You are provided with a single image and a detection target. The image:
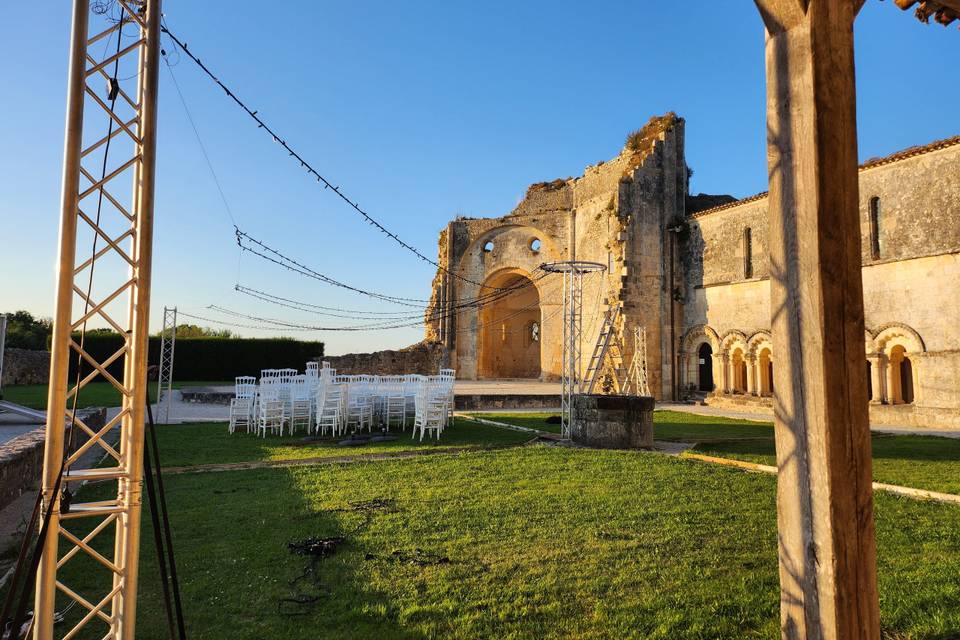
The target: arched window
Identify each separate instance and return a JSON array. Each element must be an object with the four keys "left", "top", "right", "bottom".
[
  {"left": 743, "top": 228, "right": 753, "bottom": 279},
  {"left": 869, "top": 196, "right": 881, "bottom": 260}
]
